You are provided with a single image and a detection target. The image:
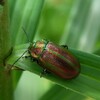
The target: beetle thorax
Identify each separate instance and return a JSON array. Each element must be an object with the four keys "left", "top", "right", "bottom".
[{"left": 29, "top": 41, "right": 46, "bottom": 59}]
